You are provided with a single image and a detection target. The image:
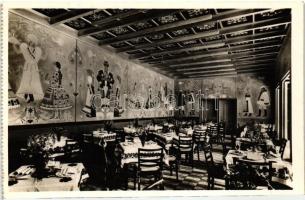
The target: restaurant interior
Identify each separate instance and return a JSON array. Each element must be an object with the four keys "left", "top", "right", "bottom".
[{"left": 8, "top": 8, "right": 292, "bottom": 191}]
